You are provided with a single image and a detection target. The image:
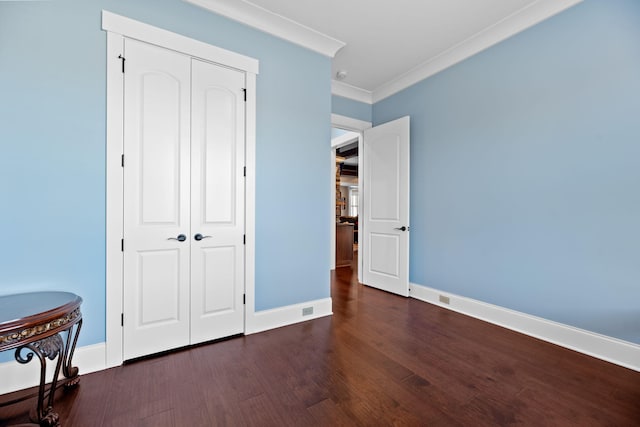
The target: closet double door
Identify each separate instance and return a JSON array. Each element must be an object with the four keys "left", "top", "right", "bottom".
[{"left": 122, "top": 39, "right": 246, "bottom": 360}]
